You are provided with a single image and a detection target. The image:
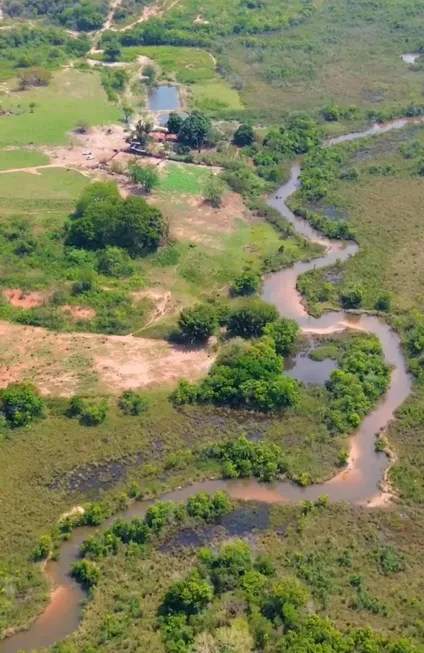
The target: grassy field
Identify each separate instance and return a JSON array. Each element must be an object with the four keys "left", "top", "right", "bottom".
[
  {"left": 0, "top": 167, "right": 88, "bottom": 201},
  {"left": 0, "top": 149, "right": 49, "bottom": 171},
  {"left": 295, "top": 124, "right": 424, "bottom": 314},
  {"left": 0, "top": 69, "right": 120, "bottom": 147},
  {"left": 192, "top": 80, "right": 244, "bottom": 112},
  {"left": 221, "top": 0, "right": 424, "bottom": 116}
]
